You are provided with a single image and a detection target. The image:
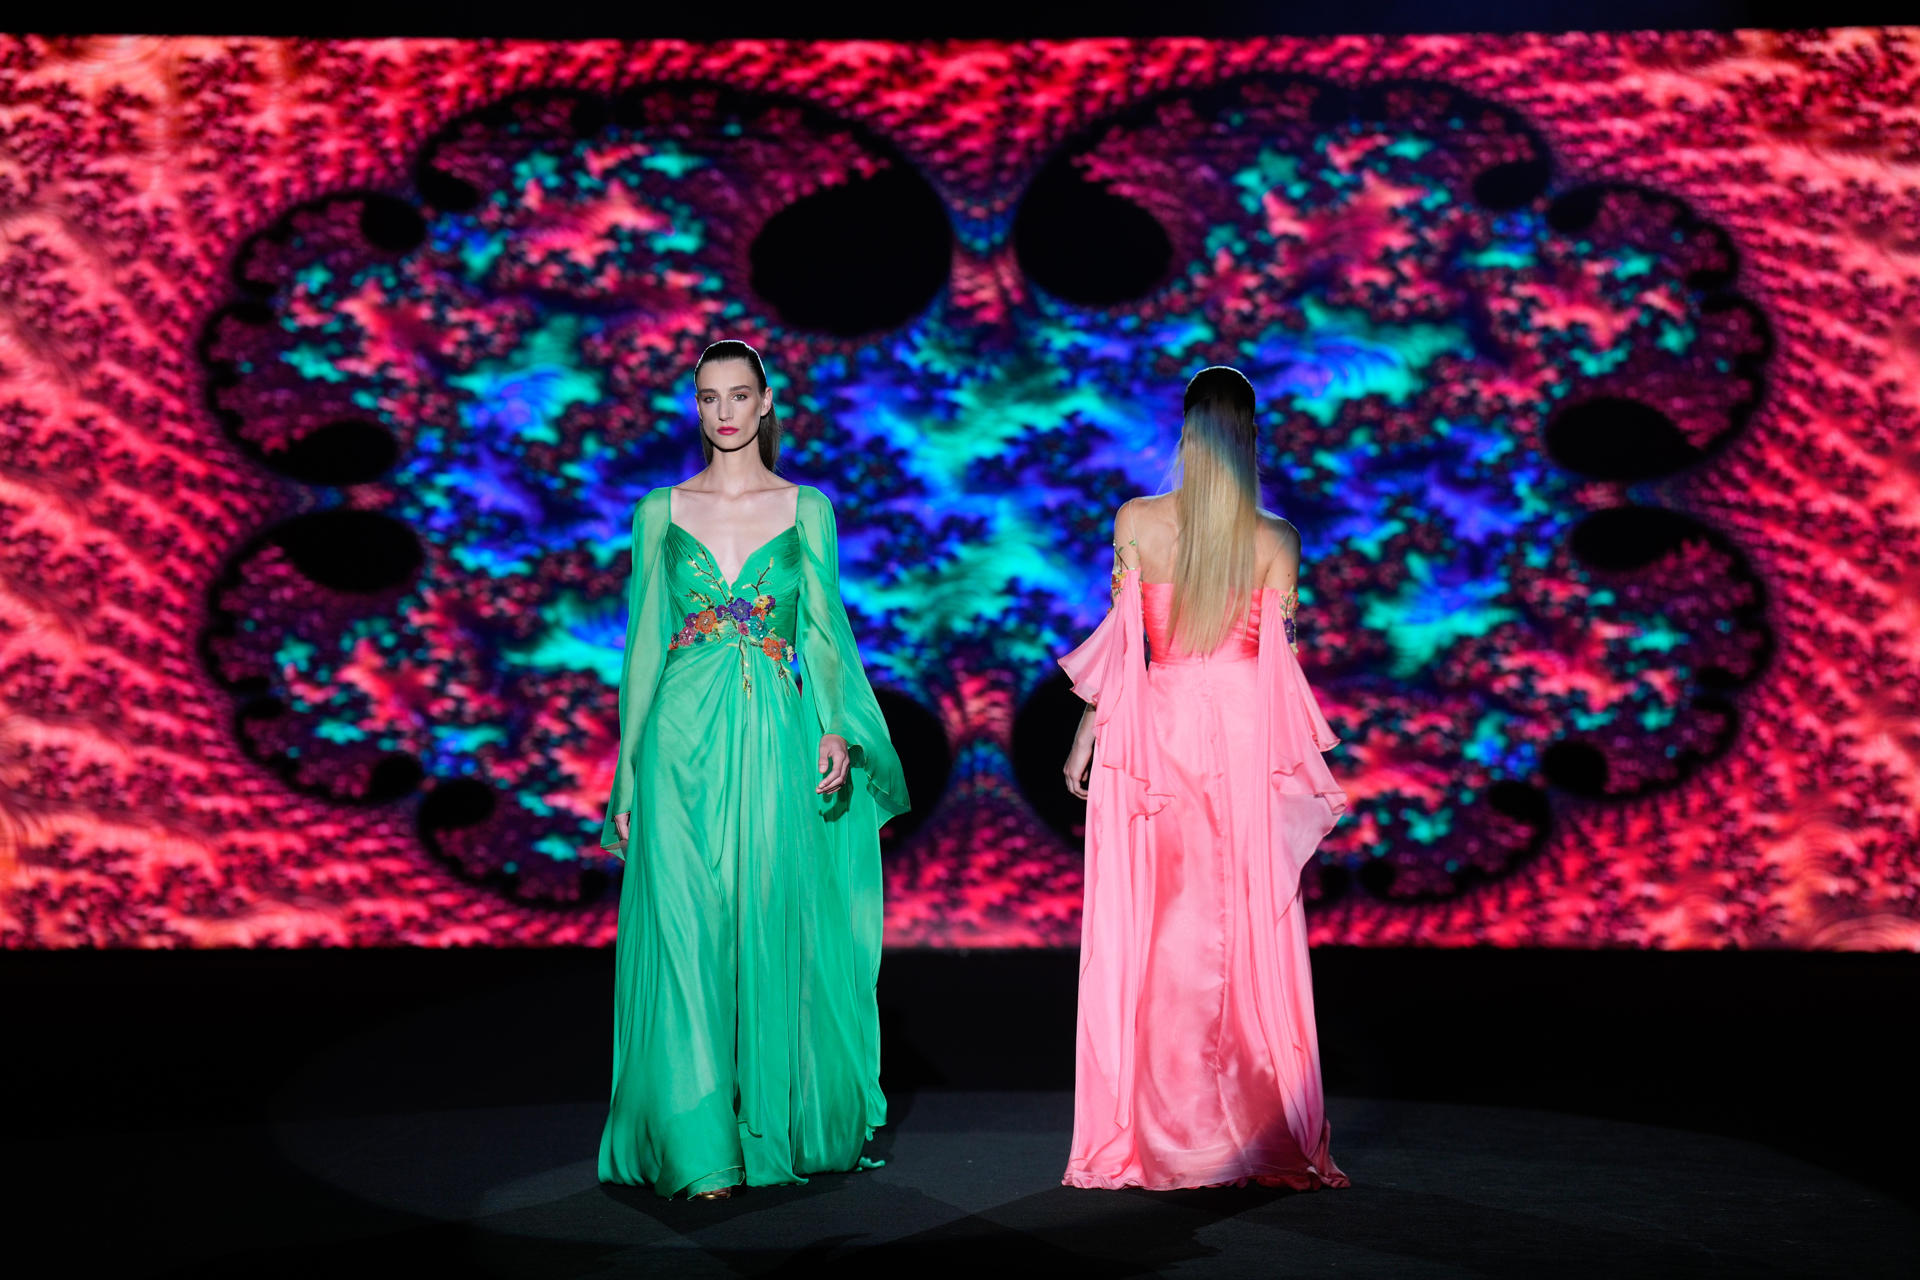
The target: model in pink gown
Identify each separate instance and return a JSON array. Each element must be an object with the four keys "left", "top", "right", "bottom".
[{"left": 1058, "top": 566, "right": 1350, "bottom": 1191}]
